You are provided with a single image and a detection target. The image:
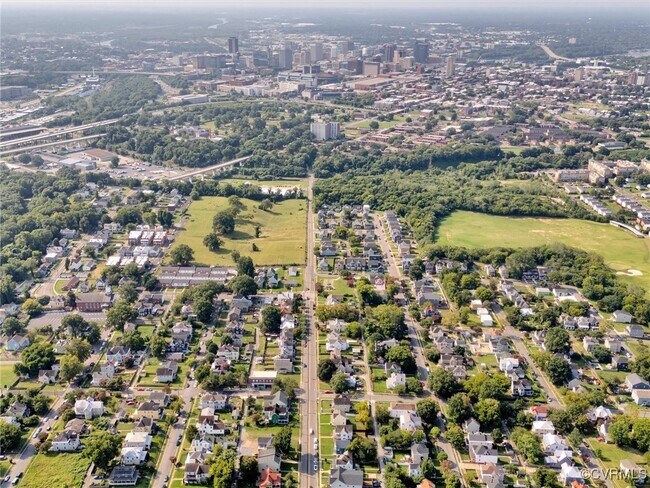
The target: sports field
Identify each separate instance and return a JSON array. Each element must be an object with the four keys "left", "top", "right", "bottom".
[
  {"left": 172, "top": 196, "right": 307, "bottom": 266},
  {"left": 436, "top": 211, "right": 650, "bottom": 290}
]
